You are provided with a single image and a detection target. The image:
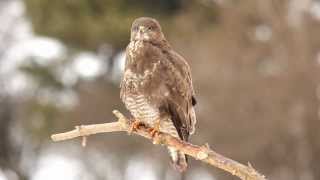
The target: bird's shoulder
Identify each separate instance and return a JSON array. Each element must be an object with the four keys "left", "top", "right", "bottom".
[{"left": 161, "top": 50, "right": 195, "bottom": 95}]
